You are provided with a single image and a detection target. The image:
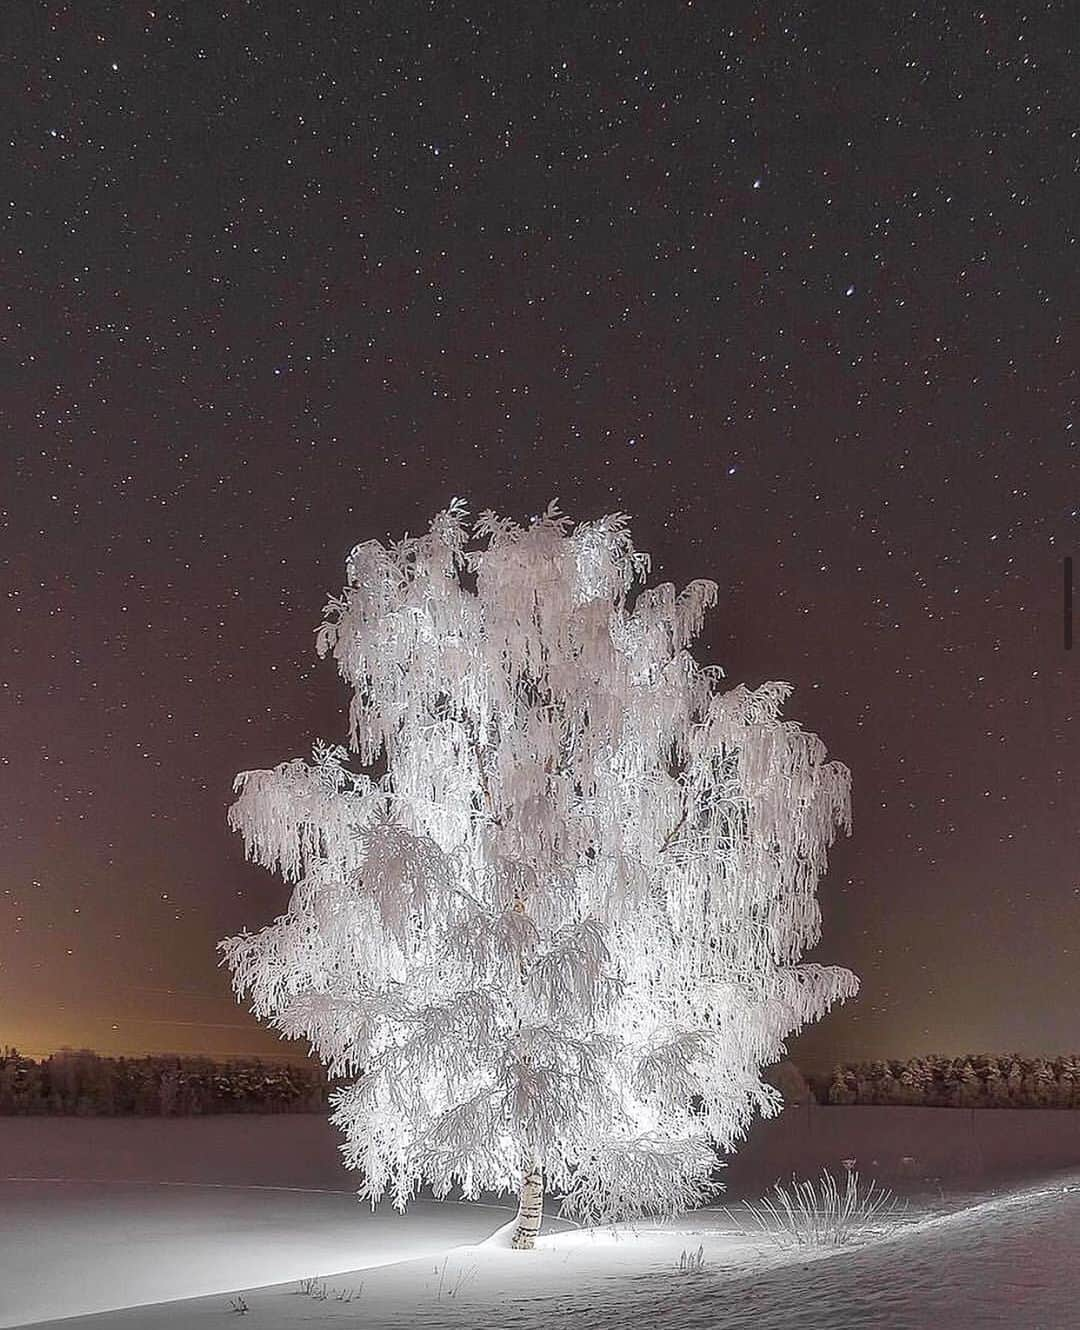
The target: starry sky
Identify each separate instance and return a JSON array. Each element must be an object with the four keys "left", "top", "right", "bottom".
[{"left": 2, "top": 2, "right": 1077, "bottom": 1071}]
